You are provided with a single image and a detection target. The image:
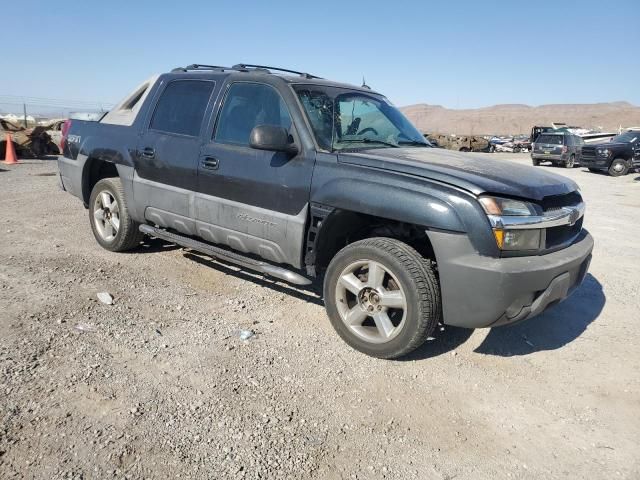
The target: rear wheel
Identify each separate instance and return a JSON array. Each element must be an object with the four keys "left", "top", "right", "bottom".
[
  {"left": 89, "top": 177, "right": 143, "bottom": 252},
  {"left": 323, "top": 237, "right": 441, "bottom": 359}
]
